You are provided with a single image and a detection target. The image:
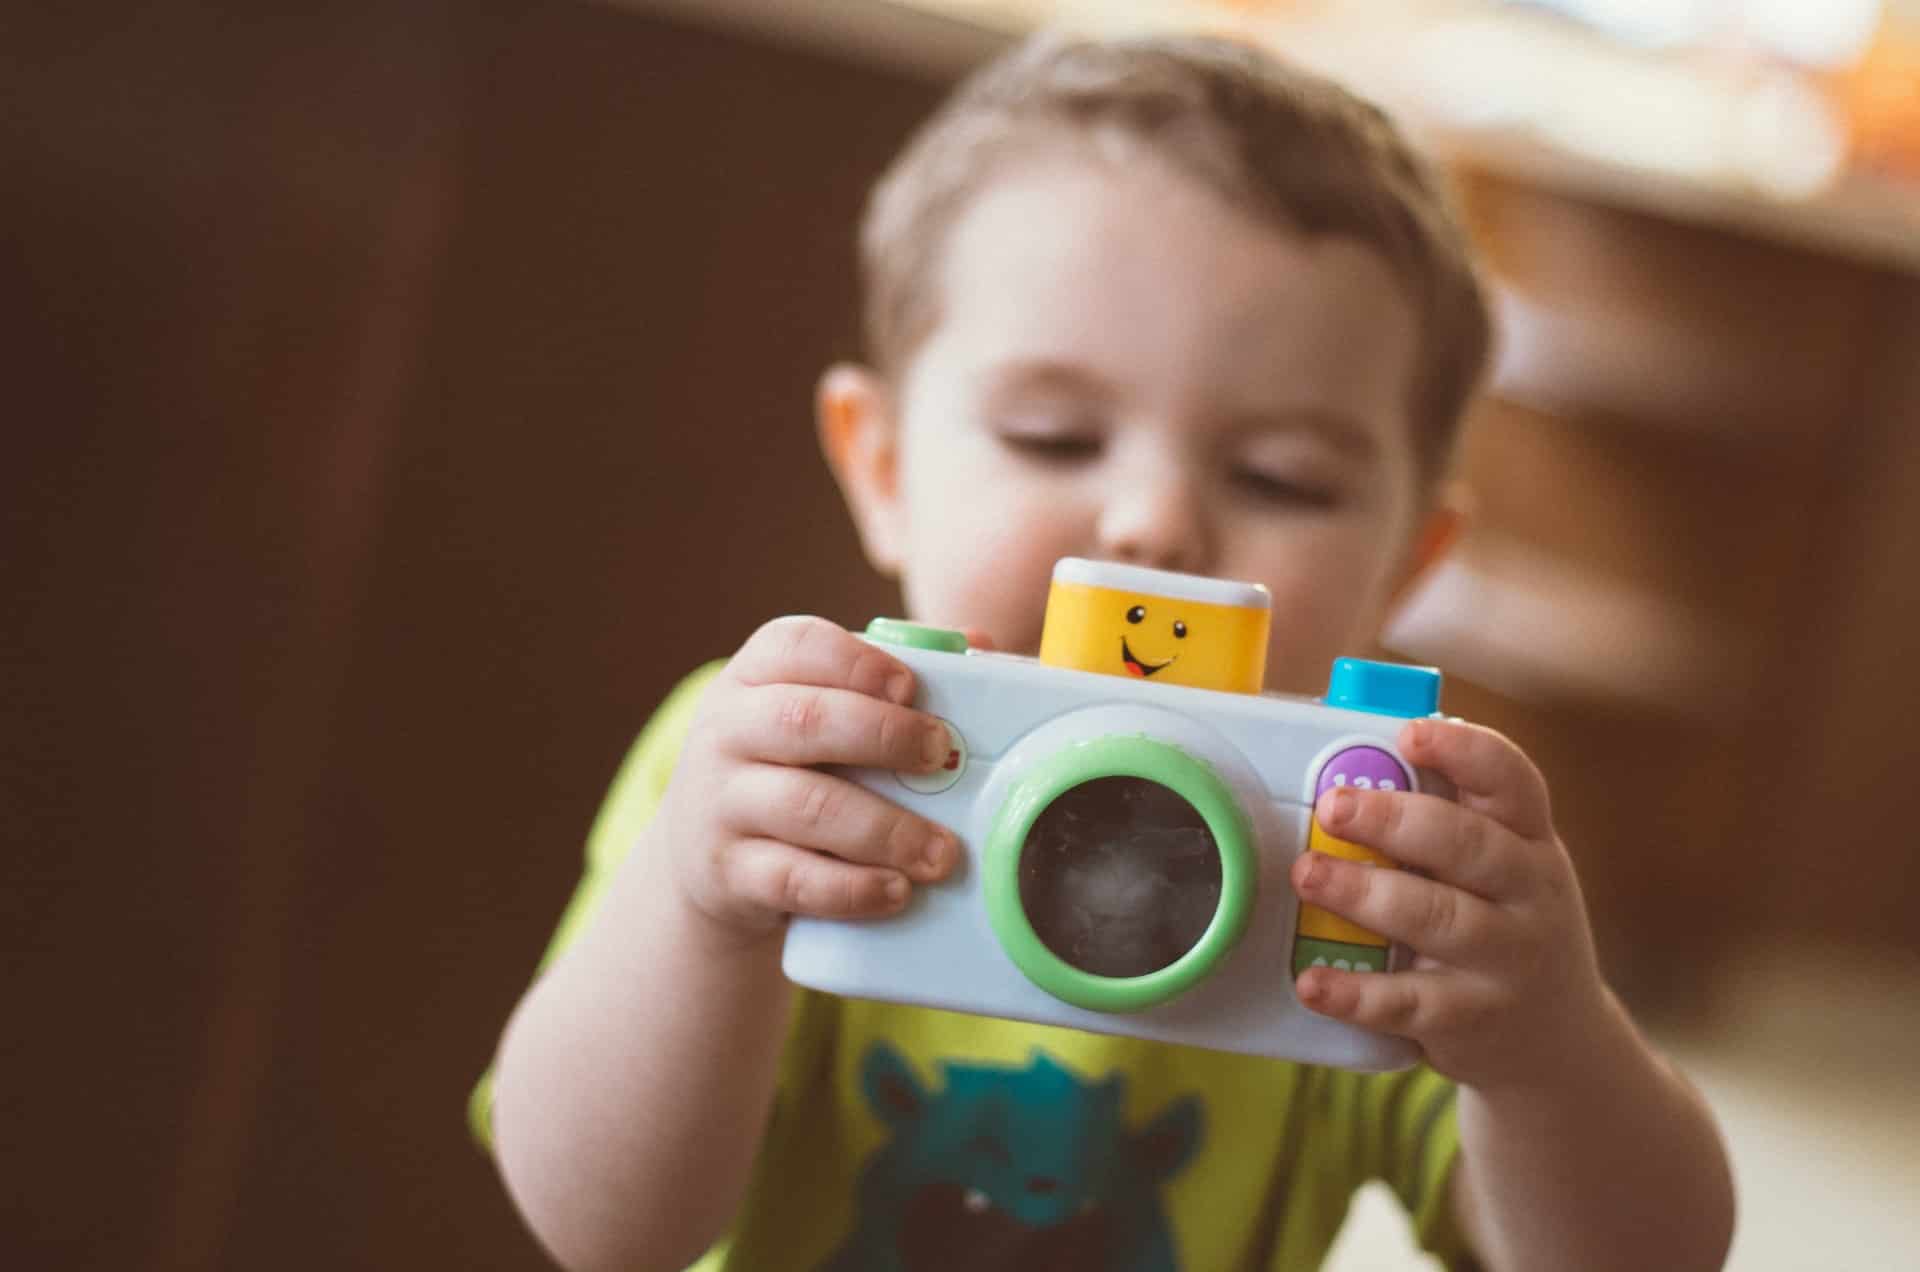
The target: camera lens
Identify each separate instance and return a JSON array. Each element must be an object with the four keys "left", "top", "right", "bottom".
[{"left": 1017, "top": 776, "right": 1222, "bottom": 979}]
